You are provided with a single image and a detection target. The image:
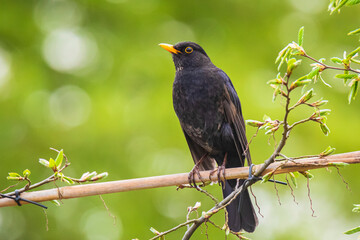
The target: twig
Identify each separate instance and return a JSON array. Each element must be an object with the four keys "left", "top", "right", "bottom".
[
  {"left": 149, "top": 219, "right": 197, "bottom": 240},
  {"left": 306, "top": 177, "right": 316, "bottom": 217},
  {"left": 285, "top": 174, "right": 298, "bottom": 205},
  {"left": 335, "top": 167, "right": 351, "bottom": 191},
  {"left": 0, "top": 152, "right": 359, "bottom": 208},
  {"left": 303, "top": 53, "right": 360, "bottom": 74}
]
